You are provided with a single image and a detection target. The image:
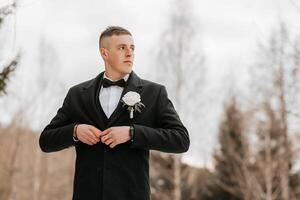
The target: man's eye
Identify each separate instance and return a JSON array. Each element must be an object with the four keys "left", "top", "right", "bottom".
[{"left": 119, "top": 47, "right": 125, "bottom": 50}]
